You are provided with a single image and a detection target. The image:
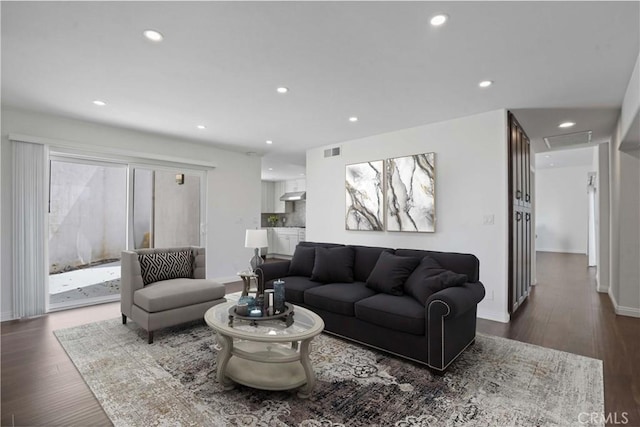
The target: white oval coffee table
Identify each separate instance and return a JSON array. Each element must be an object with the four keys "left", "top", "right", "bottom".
[{"left": 204, "top": 301, "right": 324, "bottom": 398}]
